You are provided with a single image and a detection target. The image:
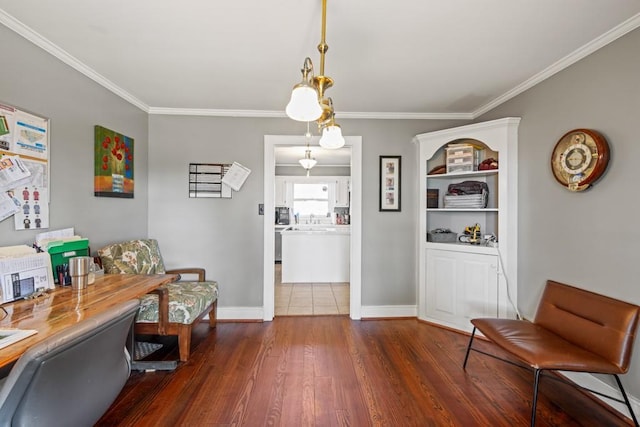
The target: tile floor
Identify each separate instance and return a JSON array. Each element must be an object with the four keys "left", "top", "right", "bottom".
[{"left": 274, "top": 264, "right": 350, "bottom": 316}]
